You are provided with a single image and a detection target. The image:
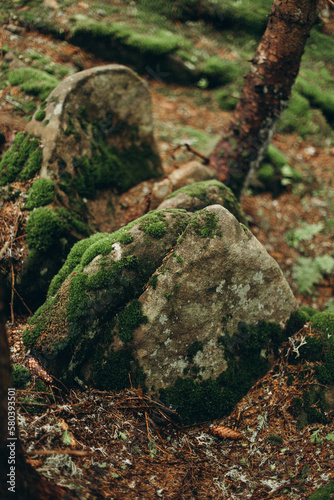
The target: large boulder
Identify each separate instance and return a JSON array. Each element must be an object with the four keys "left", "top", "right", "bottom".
[
  {"left": 24, "top": 205, "right": 298, "bottom": 423},
  {"left": 26, "top": 64, "right": 162, "bottom": 204}
]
